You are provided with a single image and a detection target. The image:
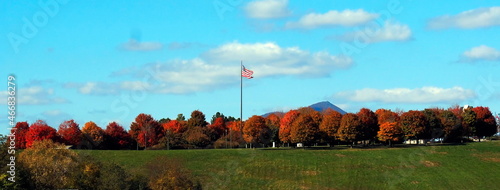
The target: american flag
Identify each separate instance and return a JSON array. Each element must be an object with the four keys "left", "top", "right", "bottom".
[{"left": 241, "top": 65, "right": 254, "bottom": 79}]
